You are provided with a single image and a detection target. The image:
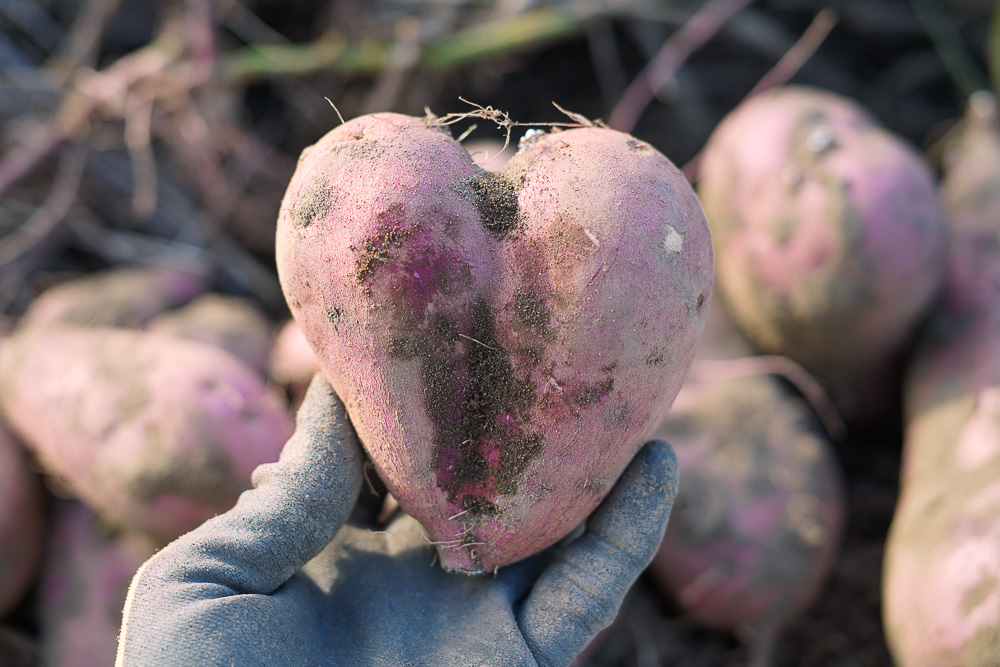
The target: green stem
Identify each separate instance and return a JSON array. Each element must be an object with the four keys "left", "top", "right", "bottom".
[
  {"left": 423, "top": 7, "right": 590, "bottom": 68},
  {"left": 218, "top": 7, "right": 596, "bottom": 84},
  {"left": 219, "top": 35, "right": 388, "bottom": 82},
  {"left": 991, "top": 2, "right": 1000, "bottom": 96},
  {"left": 910, "top": 0, "right": 989, "bottom": 98}
]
